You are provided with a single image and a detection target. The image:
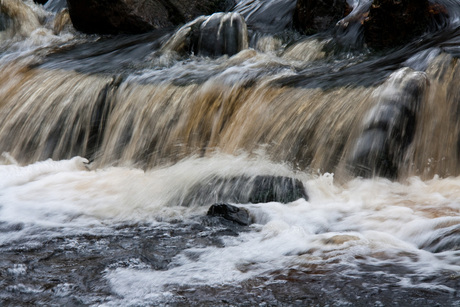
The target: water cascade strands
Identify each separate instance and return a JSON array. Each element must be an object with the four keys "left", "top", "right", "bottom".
[{"left": 2, "top": 0, "right": 460, "bottom": 306}]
